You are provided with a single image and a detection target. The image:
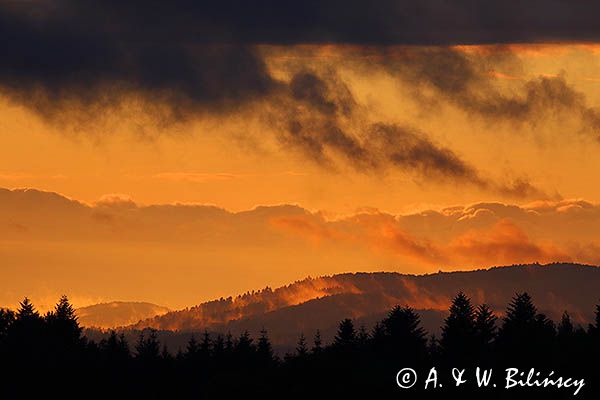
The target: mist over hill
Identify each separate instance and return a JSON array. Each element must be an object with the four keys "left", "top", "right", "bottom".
[
  {"left": 122, "top": 263, "right": 599, "bottom": 347},
  {"left": 77, "top": 301, "right": 170, "bottom": 329}
]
